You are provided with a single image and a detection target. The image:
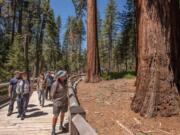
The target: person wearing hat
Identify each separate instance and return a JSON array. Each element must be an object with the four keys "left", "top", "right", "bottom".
[
  {"left": 7, "top": 71, "right": 21, "bottom": 116},
  {"left": 50, "top": 70, "right": 68, "bottom": 135}
]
